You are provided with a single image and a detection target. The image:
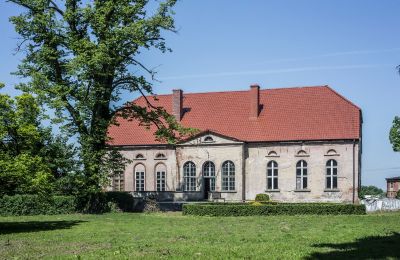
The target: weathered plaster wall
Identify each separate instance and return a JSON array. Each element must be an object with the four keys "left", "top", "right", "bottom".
[{"left": 246, "top": 141, "right": 360, "bottom": 203}]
